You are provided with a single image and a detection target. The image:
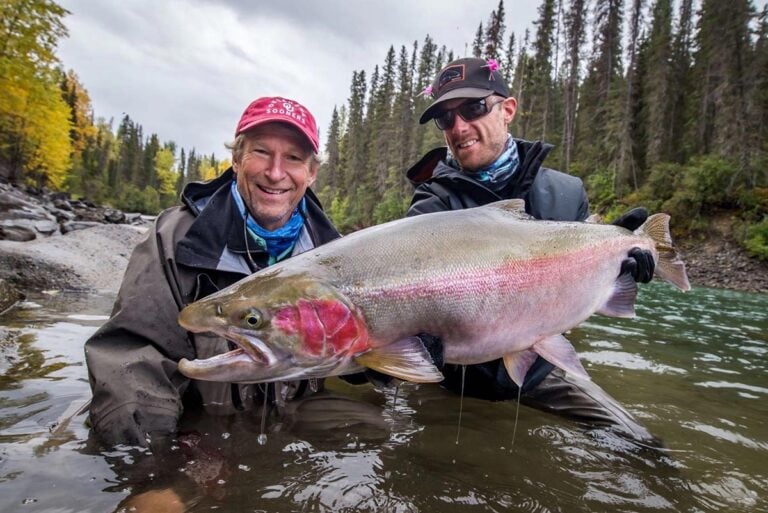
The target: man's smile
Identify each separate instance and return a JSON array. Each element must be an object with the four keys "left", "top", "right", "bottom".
[{"left": 257, "top": 184, "right": 289, "bottom": 195}]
